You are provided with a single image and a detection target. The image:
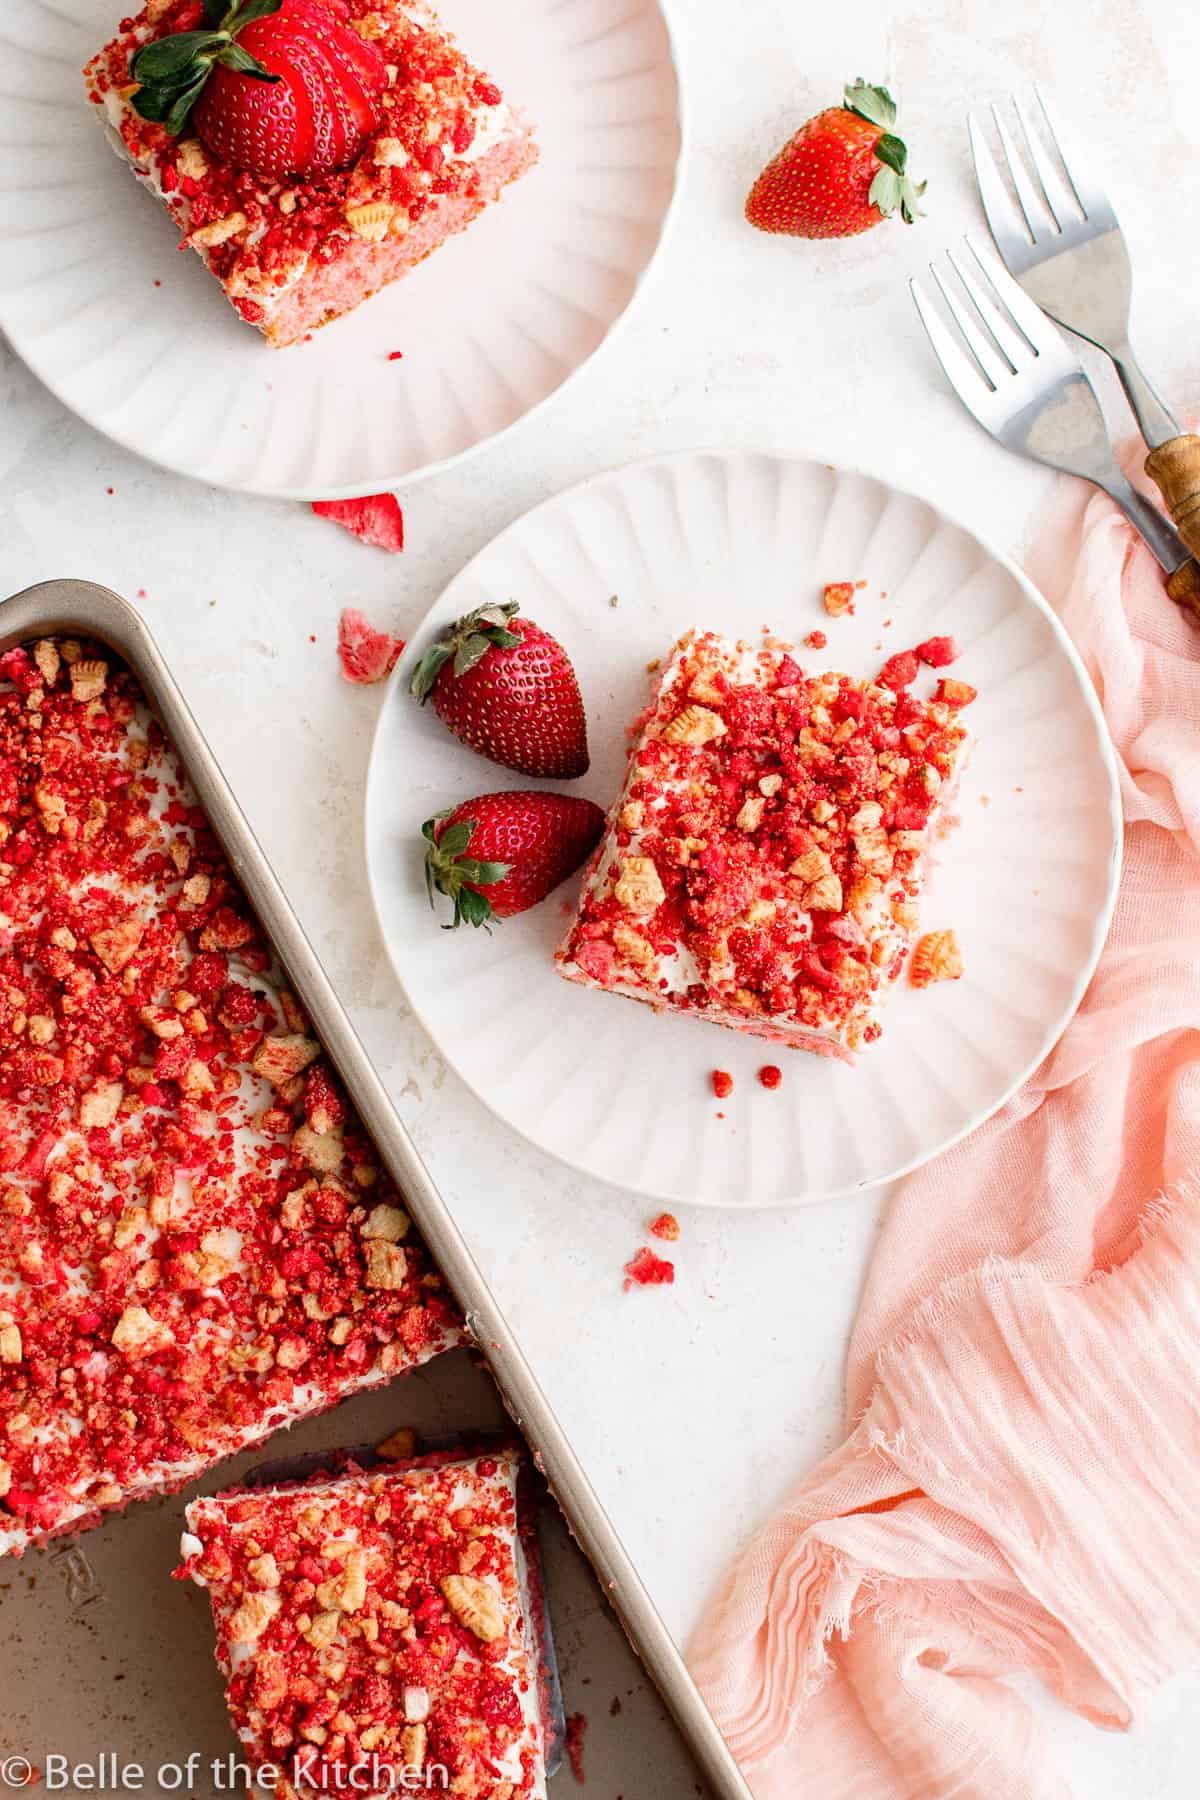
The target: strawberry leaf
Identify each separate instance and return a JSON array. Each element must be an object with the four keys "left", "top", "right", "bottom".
[
  {"left": 452, "top": 633, "right": 497, "bottom": 679},
  {"left": 845, "top": 81, "right": 897, "bottom": 131},
  {"left": 133, "top": 29, "right": 225, "bottom": 81},
  {"left": 473, "top": 861, "right": 511, "bottom": 884},
  {"left": 409, "top": 643, "right": 453, "bottom": 702},
  {"left": 455, "top": 888, "right": 495, "bottom": 930},
  {"left": 436, "top": 820, "right": 476, "bottom": 858},
  {"left": 220, "top": 41, "right": 278, "bottom": 76},
  {"left": 874, "top": 133, "right": 908, "bottom": 175}
]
